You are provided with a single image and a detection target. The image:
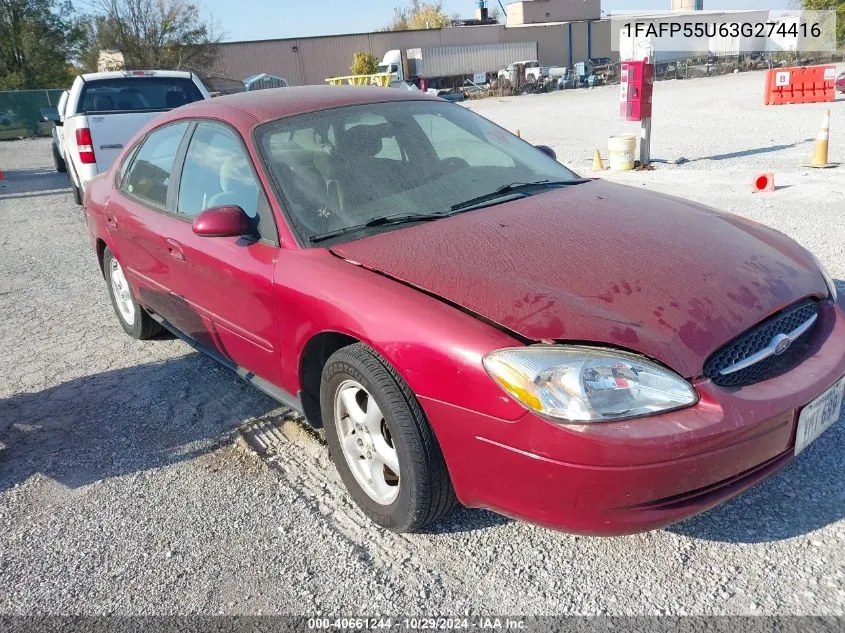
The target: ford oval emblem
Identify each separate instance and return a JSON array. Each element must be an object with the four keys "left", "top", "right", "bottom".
[{"left": 773, "top": 335, "right": 793, "bottom": 356}]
